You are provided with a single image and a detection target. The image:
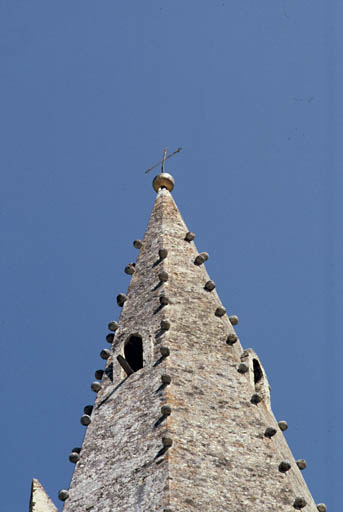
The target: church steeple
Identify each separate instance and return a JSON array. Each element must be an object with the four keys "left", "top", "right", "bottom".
[{"left": 31, "top": 170, "right": 326, "bottom": 511}]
